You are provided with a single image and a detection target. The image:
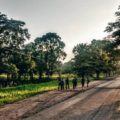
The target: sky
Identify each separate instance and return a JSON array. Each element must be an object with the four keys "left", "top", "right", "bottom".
[{"left": 0, "top": 0, "right": 119, "bottom": 62}]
